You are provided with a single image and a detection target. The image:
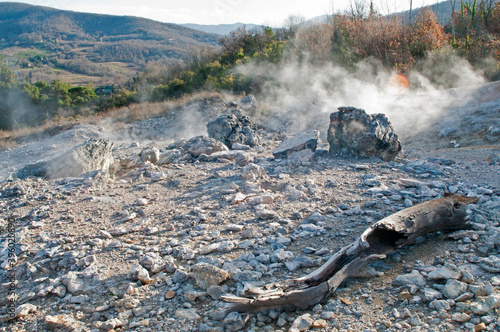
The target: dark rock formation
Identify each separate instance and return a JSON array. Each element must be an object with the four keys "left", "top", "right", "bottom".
[
  {"left": 327, "top": 107, "right": 402, "bottom": 161},
  {"left": 207, "top": 114, "right": 260, "bottom": 148}
]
